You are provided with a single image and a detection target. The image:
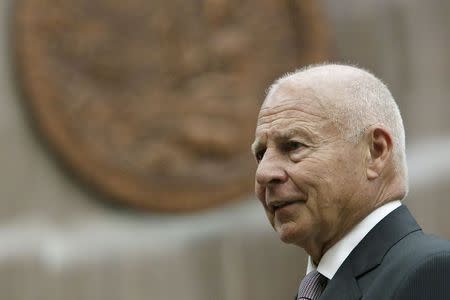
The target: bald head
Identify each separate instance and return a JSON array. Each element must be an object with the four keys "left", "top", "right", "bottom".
[{"left": 264, "top": 64, "right": 408, "bottom": 194}]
